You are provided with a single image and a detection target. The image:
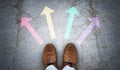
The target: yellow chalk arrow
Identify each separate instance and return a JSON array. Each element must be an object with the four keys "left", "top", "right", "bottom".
[{"left": 41, "top": 6, "right": 56, "bottom": 39}]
